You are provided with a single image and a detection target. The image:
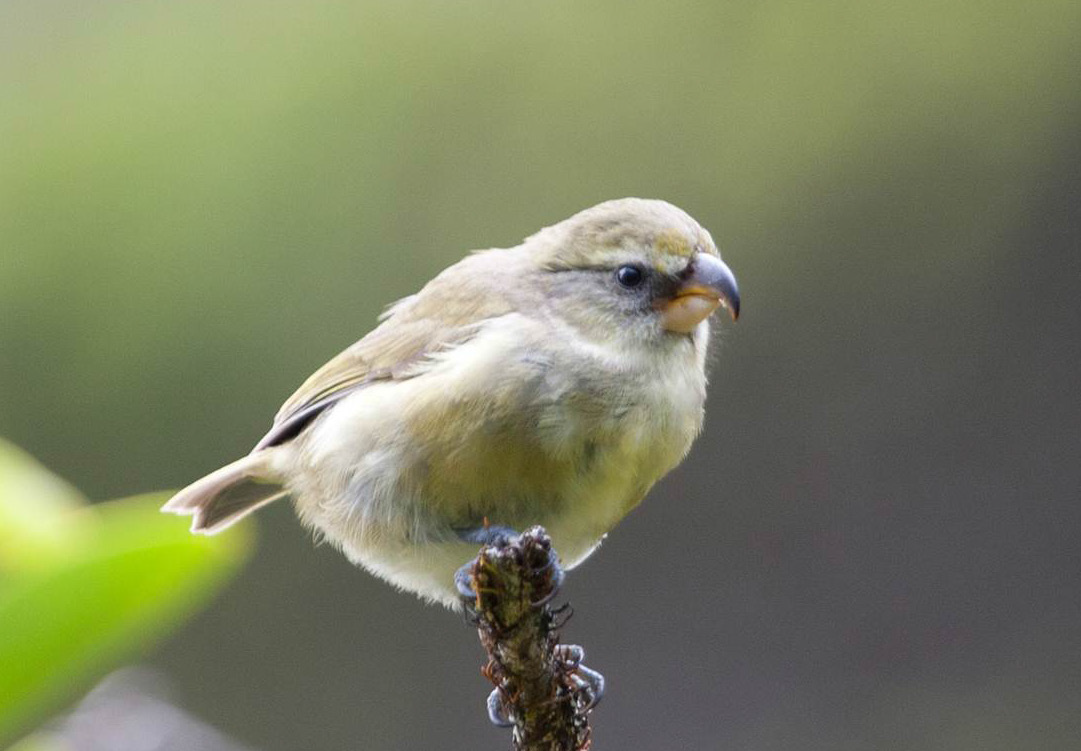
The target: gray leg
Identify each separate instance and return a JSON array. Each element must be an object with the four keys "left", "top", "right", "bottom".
[{"left": 455, "top": 524, "right": 518, "bottom": 547}]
